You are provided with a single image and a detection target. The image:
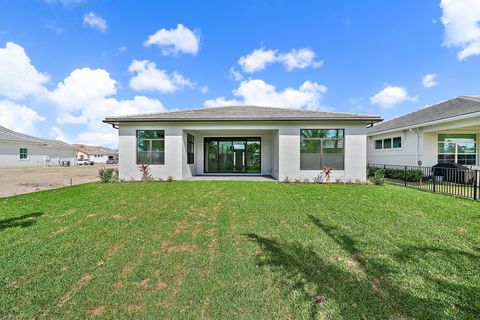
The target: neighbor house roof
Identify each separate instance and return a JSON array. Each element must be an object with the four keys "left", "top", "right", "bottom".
[
  {"left": 0, "top": 125, "right": 75, "bottom": 149},
  {"left": 368, "top": 96, "right": 480, "bottom": 135},
  {"left": 73, "top": 144, "right": 117, "bottom": 155},
  {"left": 103, "top": 105, "right": 382, "bottom": 124}
]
